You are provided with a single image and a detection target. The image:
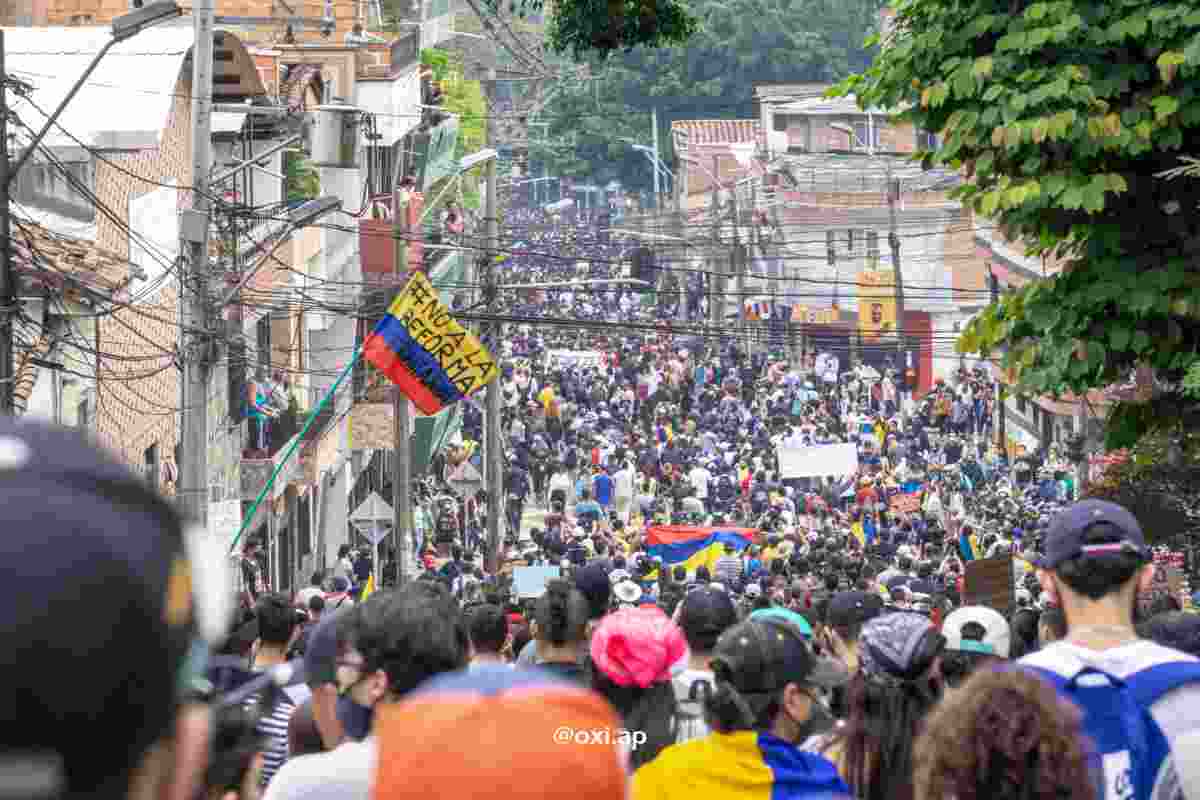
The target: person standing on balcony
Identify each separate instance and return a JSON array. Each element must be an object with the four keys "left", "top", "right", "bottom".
[{"left": 247, "top": 368, "right": 279, "bottom": 457}]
